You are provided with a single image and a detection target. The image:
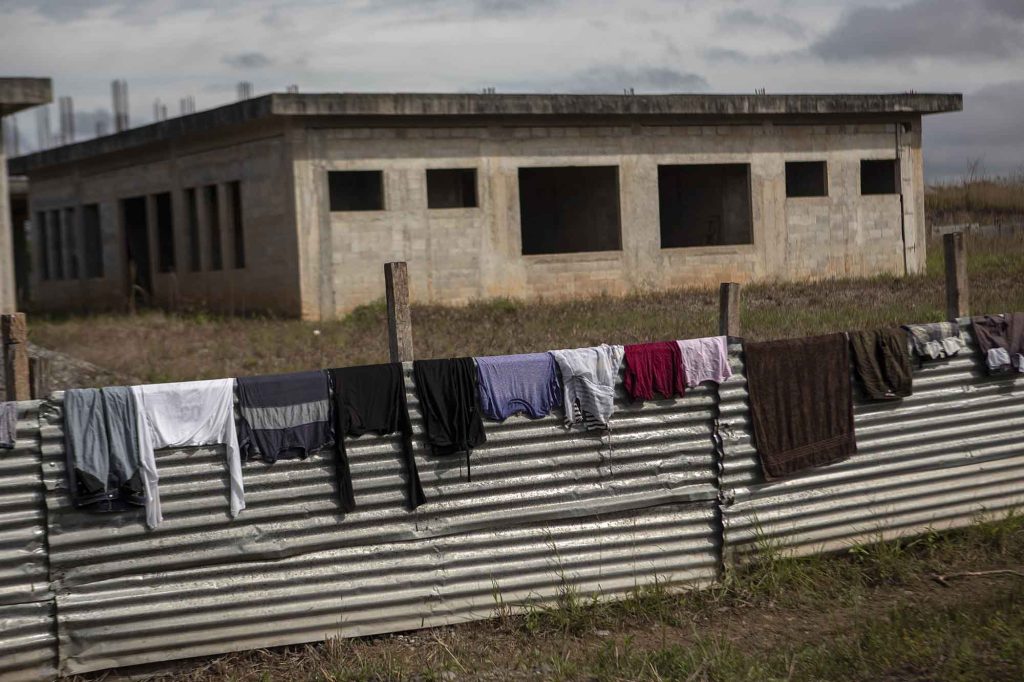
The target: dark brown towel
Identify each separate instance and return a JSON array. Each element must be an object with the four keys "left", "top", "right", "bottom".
[
  {"left": 745, "top": 333, "right": 857, "bottom": 480},
  {"left": 971, "top": 313, "right": 1024, "bottom": 374},
  {"left": 849, "top": 328, "right": 913, "bottom": 401}
]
